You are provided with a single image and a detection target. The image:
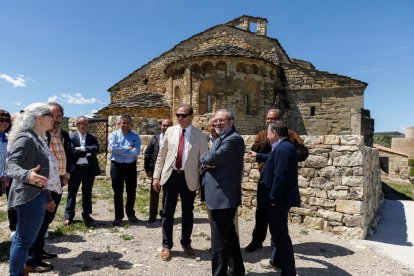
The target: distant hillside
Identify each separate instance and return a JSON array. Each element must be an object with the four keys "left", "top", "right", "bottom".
[{"left": 373, "top": 131, "right": 404, "bottom": 147}]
